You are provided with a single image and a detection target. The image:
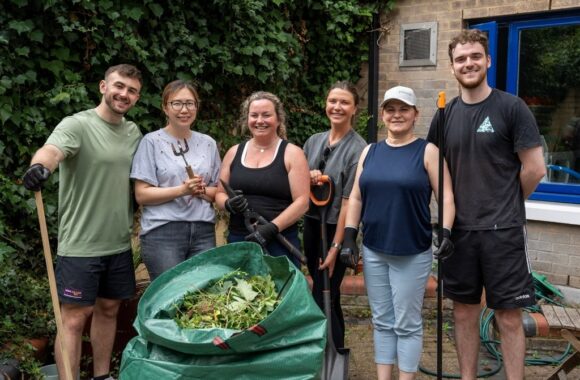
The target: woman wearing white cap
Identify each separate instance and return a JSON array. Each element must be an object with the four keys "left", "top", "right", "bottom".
[{"left": 341, "top": 85, "right": 455, "bottom": 379}]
